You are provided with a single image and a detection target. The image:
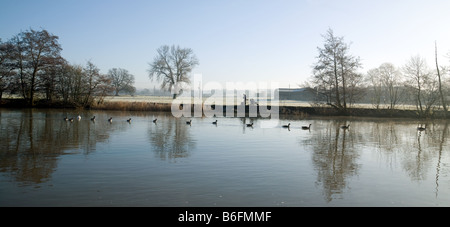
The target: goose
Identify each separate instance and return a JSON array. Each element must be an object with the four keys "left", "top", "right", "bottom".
[
  {"left": 69, "top": 118, "right": 74, "bottom": 122},
  {"left": 91, "top": 116, "right": 96, "bottom": 121},
  {"left": 64, "top": 117, "right": 68, "bottom": 121},
  {"left": 417, "top": 125, "right": 426, "bottom": 131},
  {"left": 212, "top": 120, "right": 218, "bottom": 125},
  {"left": 246, "top": 123, "right": 254, "bottom": 127},
  {"left": 153, "top": 119, "right": 157, "bottom": 123},
  {"left": 77, "top": 115, "right": 81, "bottom": 121},
  {"left": 126, "top": 118, "right": 132, "bottom": 123},
  {"left": 282, "top": 123, "right": 291, "bottom": 128},
  {"left": 302, "top": 124, "right": 312, "bottom": 130},
  {"left": 340, "top": 124, "right": 350, "bottom": 129},
  {"left": 108, "top": 117, "right": 113, "bottom": 123},
  {"left": 186, "top": 120, "right": 192, "bottom": 125}
]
